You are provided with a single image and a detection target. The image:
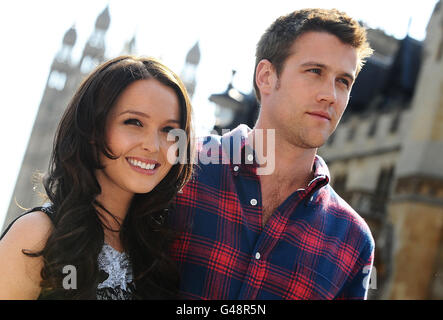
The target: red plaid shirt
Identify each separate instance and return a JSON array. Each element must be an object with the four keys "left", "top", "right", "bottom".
[{"left": 169, "top": 125, "right": 374, "bottom": 300}]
